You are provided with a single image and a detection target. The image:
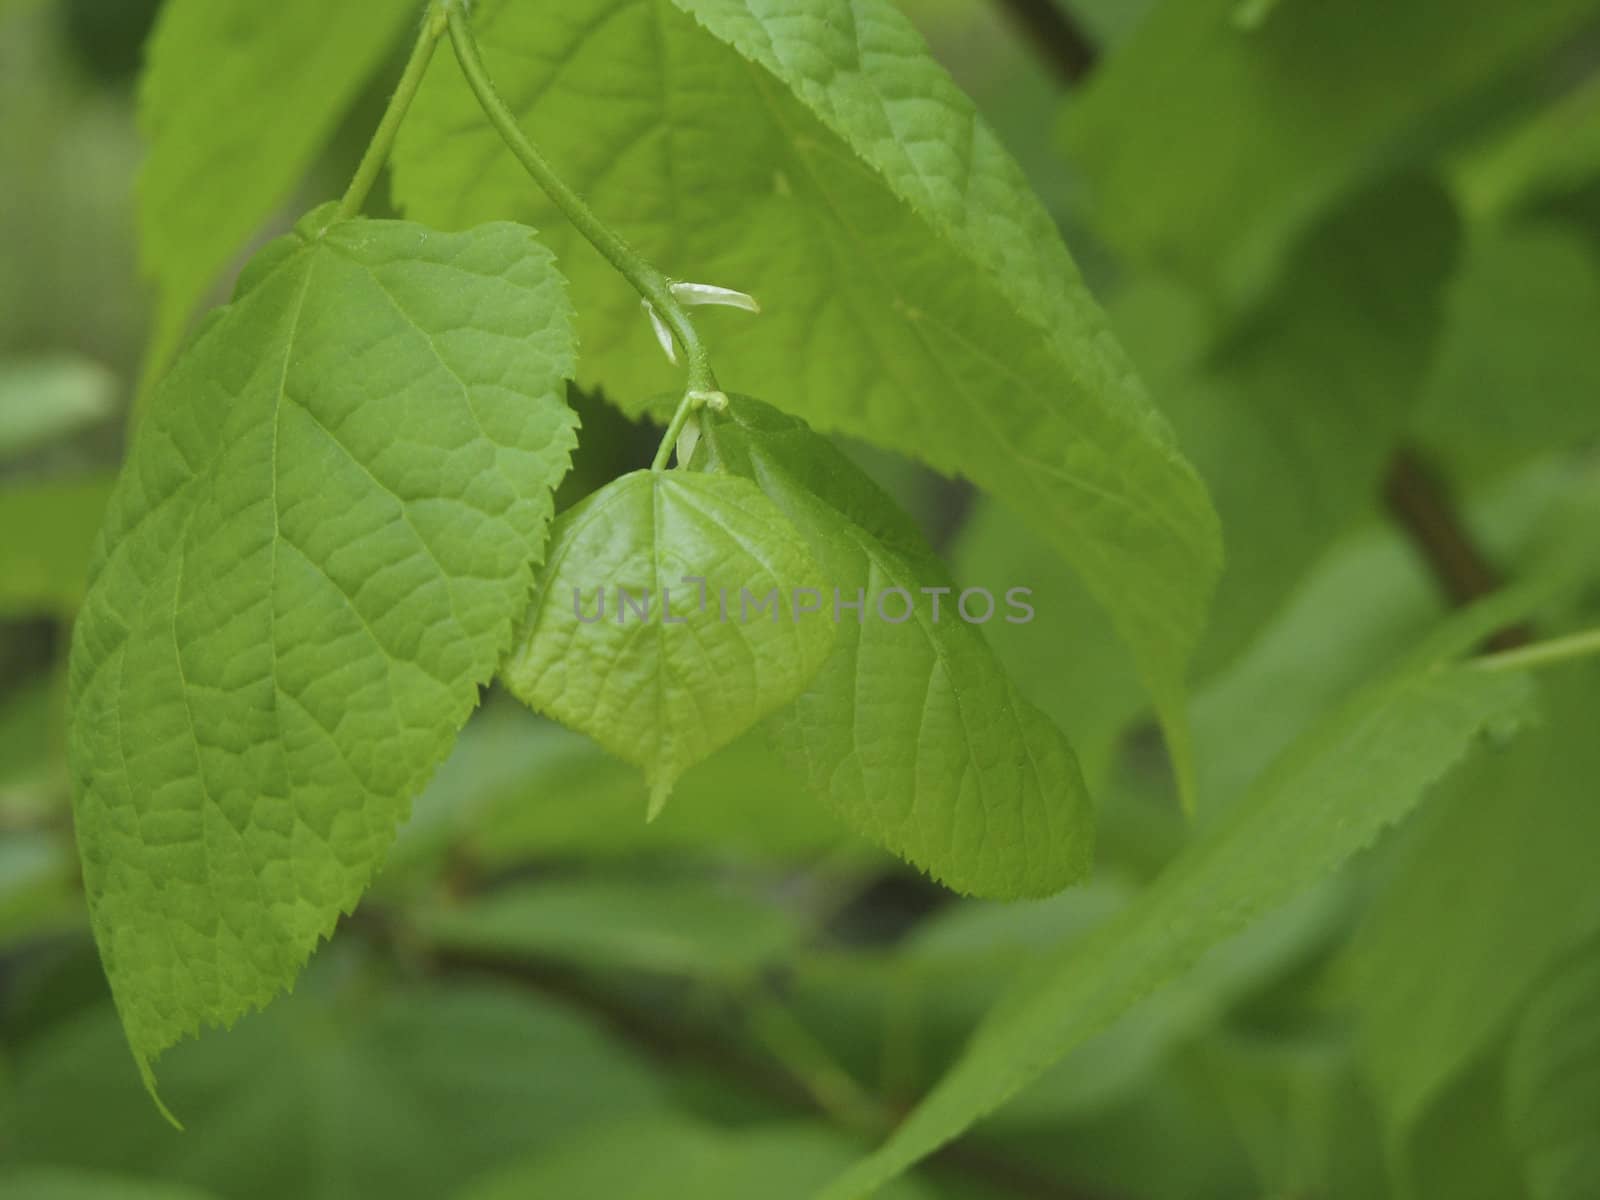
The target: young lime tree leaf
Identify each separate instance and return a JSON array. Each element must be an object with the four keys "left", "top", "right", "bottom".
[
  {"left": 1348, "top": 668, "right": 1600, "bottom": 1140},
  {"left": 819, "top": 618, "right": 1538, "bottom": 1197},
  {"left": 137, "top": 0, "right": 419, "bottom": 385},
  {"left": 1507, "top": 935, "right": 1600, "bottom": 1200},
  {"left": 394, "top": 0, "right": 1222, "bottom": 797},
  {"left": 68, "top": 207, "right": 578, "bottom": 1093},
  {"left": 693, "top": 398, "right": 1092, "bottom": 898},
  {"left": 1064, "top": 0, "right": 1599, "bottom": 305},
  {"left": 500, "top": 470, "right": 833, "bottom": 816}
]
